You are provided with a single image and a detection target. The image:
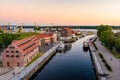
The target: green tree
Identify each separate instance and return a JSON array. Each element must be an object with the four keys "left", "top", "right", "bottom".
[
  {"left": 100, "top": 30, "right": 115, "bottom": 49},
  {"left": 34, "top": 26, "right": 38, "bottom": 32},
  {"left": 34, "top": 26, "right": 40, "bottom": 32},
  {"left": 115, "top": 38, "right": 120, "bottom": 53},
  {"left": 0, "top": 36, "right": 4, "bottom": 49},
  {"left": 0, "top": 29, "right": 3, "bottom": 33},
  {"left": 97, "top": 25, "right": 112, "bottom": 37}
]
